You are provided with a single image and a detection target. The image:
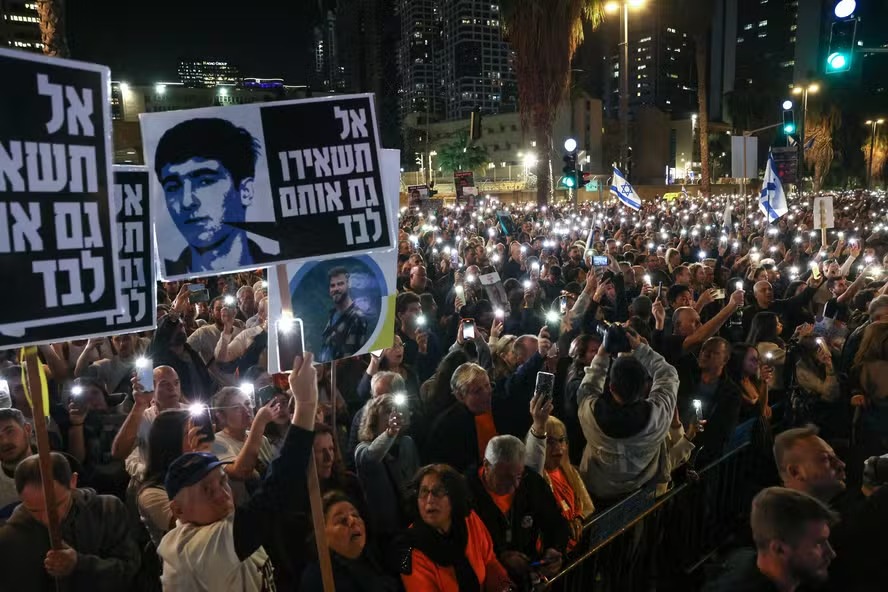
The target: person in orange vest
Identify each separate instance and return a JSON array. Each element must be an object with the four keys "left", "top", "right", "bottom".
[{"left": 399, "top": 464, "right": 513, "bottom": 592}]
